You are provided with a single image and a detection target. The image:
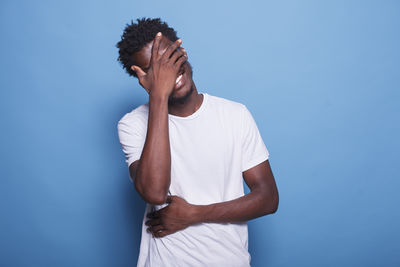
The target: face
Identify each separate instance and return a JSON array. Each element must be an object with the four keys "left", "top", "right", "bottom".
[{"left": 132, "top": 35, "right": 194, "bottom": 104}]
